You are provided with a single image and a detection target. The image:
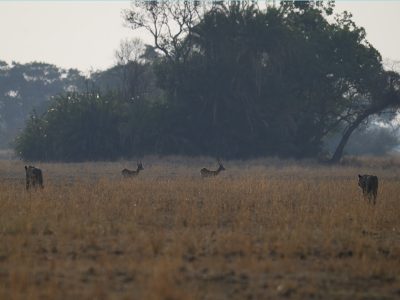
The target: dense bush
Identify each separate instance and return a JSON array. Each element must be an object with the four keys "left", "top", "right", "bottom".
[
  {"left": 14, "top": 2, "right": 400, "bottom": 161},
  {"left": 15, "top": 92, "right": 163, "bottom": 161}
]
